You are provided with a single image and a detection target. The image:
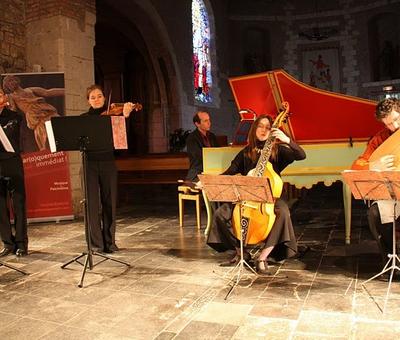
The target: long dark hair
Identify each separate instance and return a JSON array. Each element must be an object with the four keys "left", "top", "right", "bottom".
[{"left": 245, "top": 114, "right": 278, "bottom": 162}]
